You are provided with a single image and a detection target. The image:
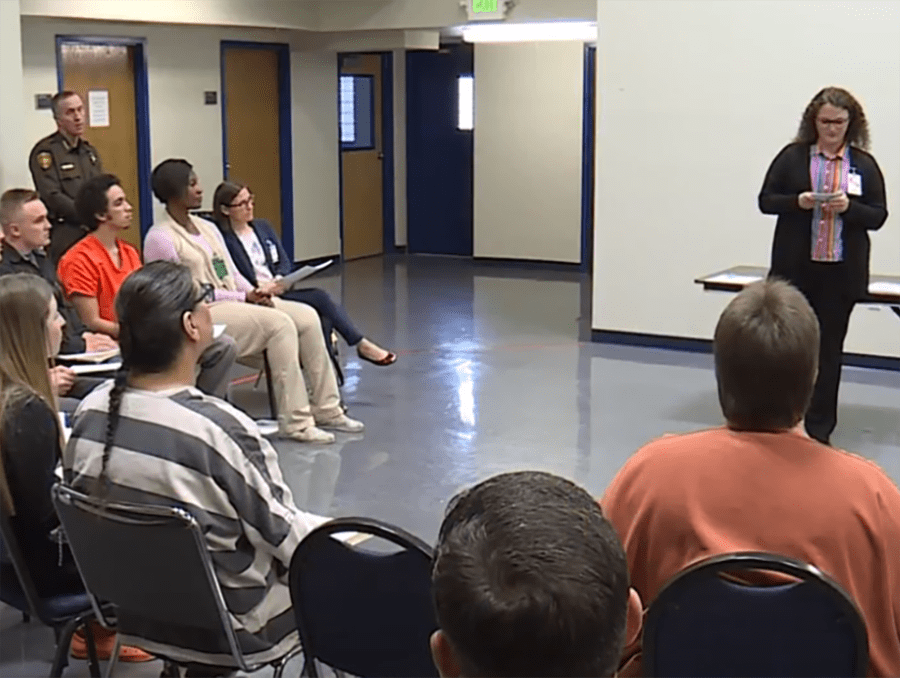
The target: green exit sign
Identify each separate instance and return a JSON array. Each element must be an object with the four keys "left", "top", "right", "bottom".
[{"left": 473, "top": 0, "right": 498, "bottom": 13}]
